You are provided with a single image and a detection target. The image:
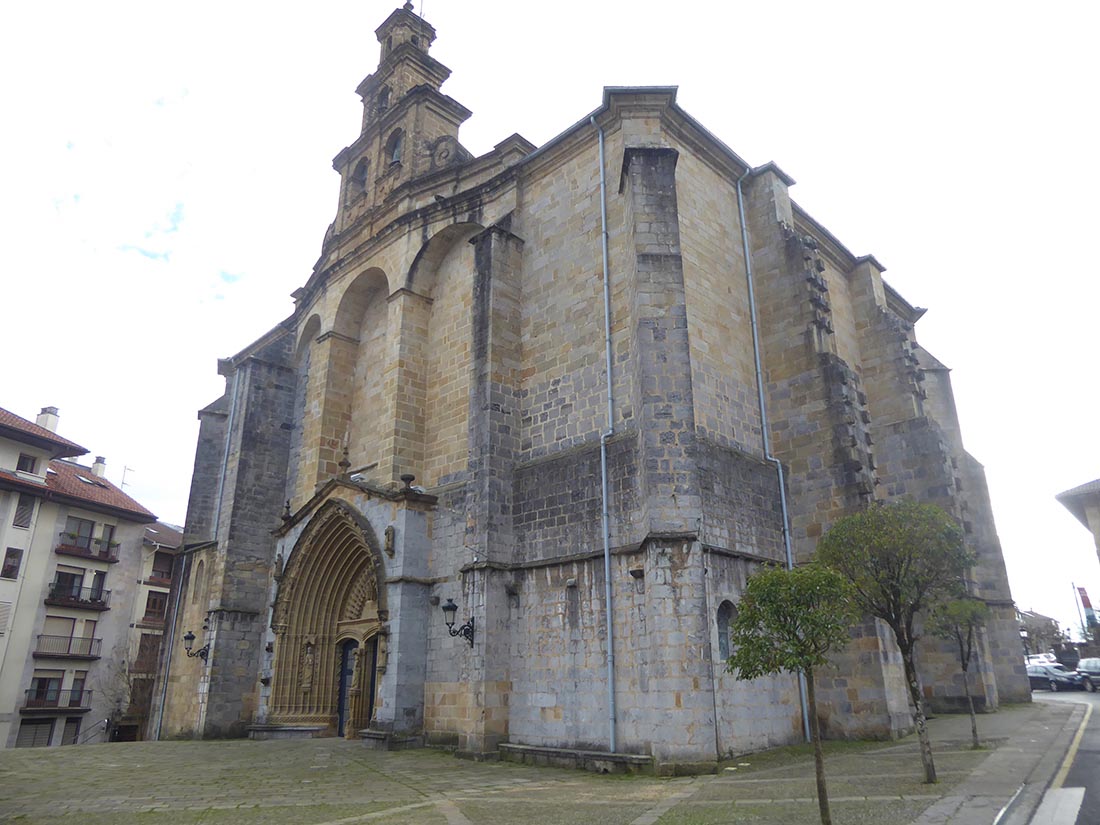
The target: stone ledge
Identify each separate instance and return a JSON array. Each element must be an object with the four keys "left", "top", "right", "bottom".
[
  {"left": 247, "top": 724, "right": 327, "bottom": 740},
  {"left": 499, "top": 743, "right": 653, "bottom": 775},
  {"left": 360, "top": 728, "right": 424, "bottom": 750}
]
